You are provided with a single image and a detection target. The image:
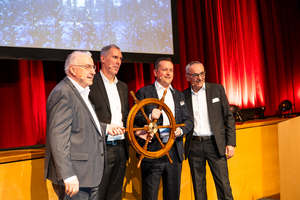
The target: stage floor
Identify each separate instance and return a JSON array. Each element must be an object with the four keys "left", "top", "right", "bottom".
[{"left": 0, "top": 117, "right": 290, "bottom": 200}]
